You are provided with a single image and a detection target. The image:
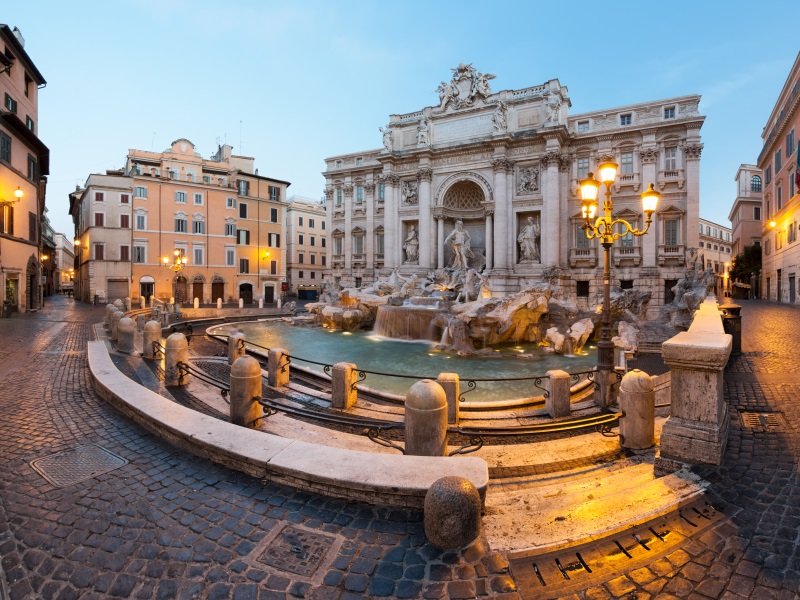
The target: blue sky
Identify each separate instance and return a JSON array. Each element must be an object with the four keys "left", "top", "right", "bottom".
[{"left": 5, "top": 1, "right": 800, "bottom": 237}]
